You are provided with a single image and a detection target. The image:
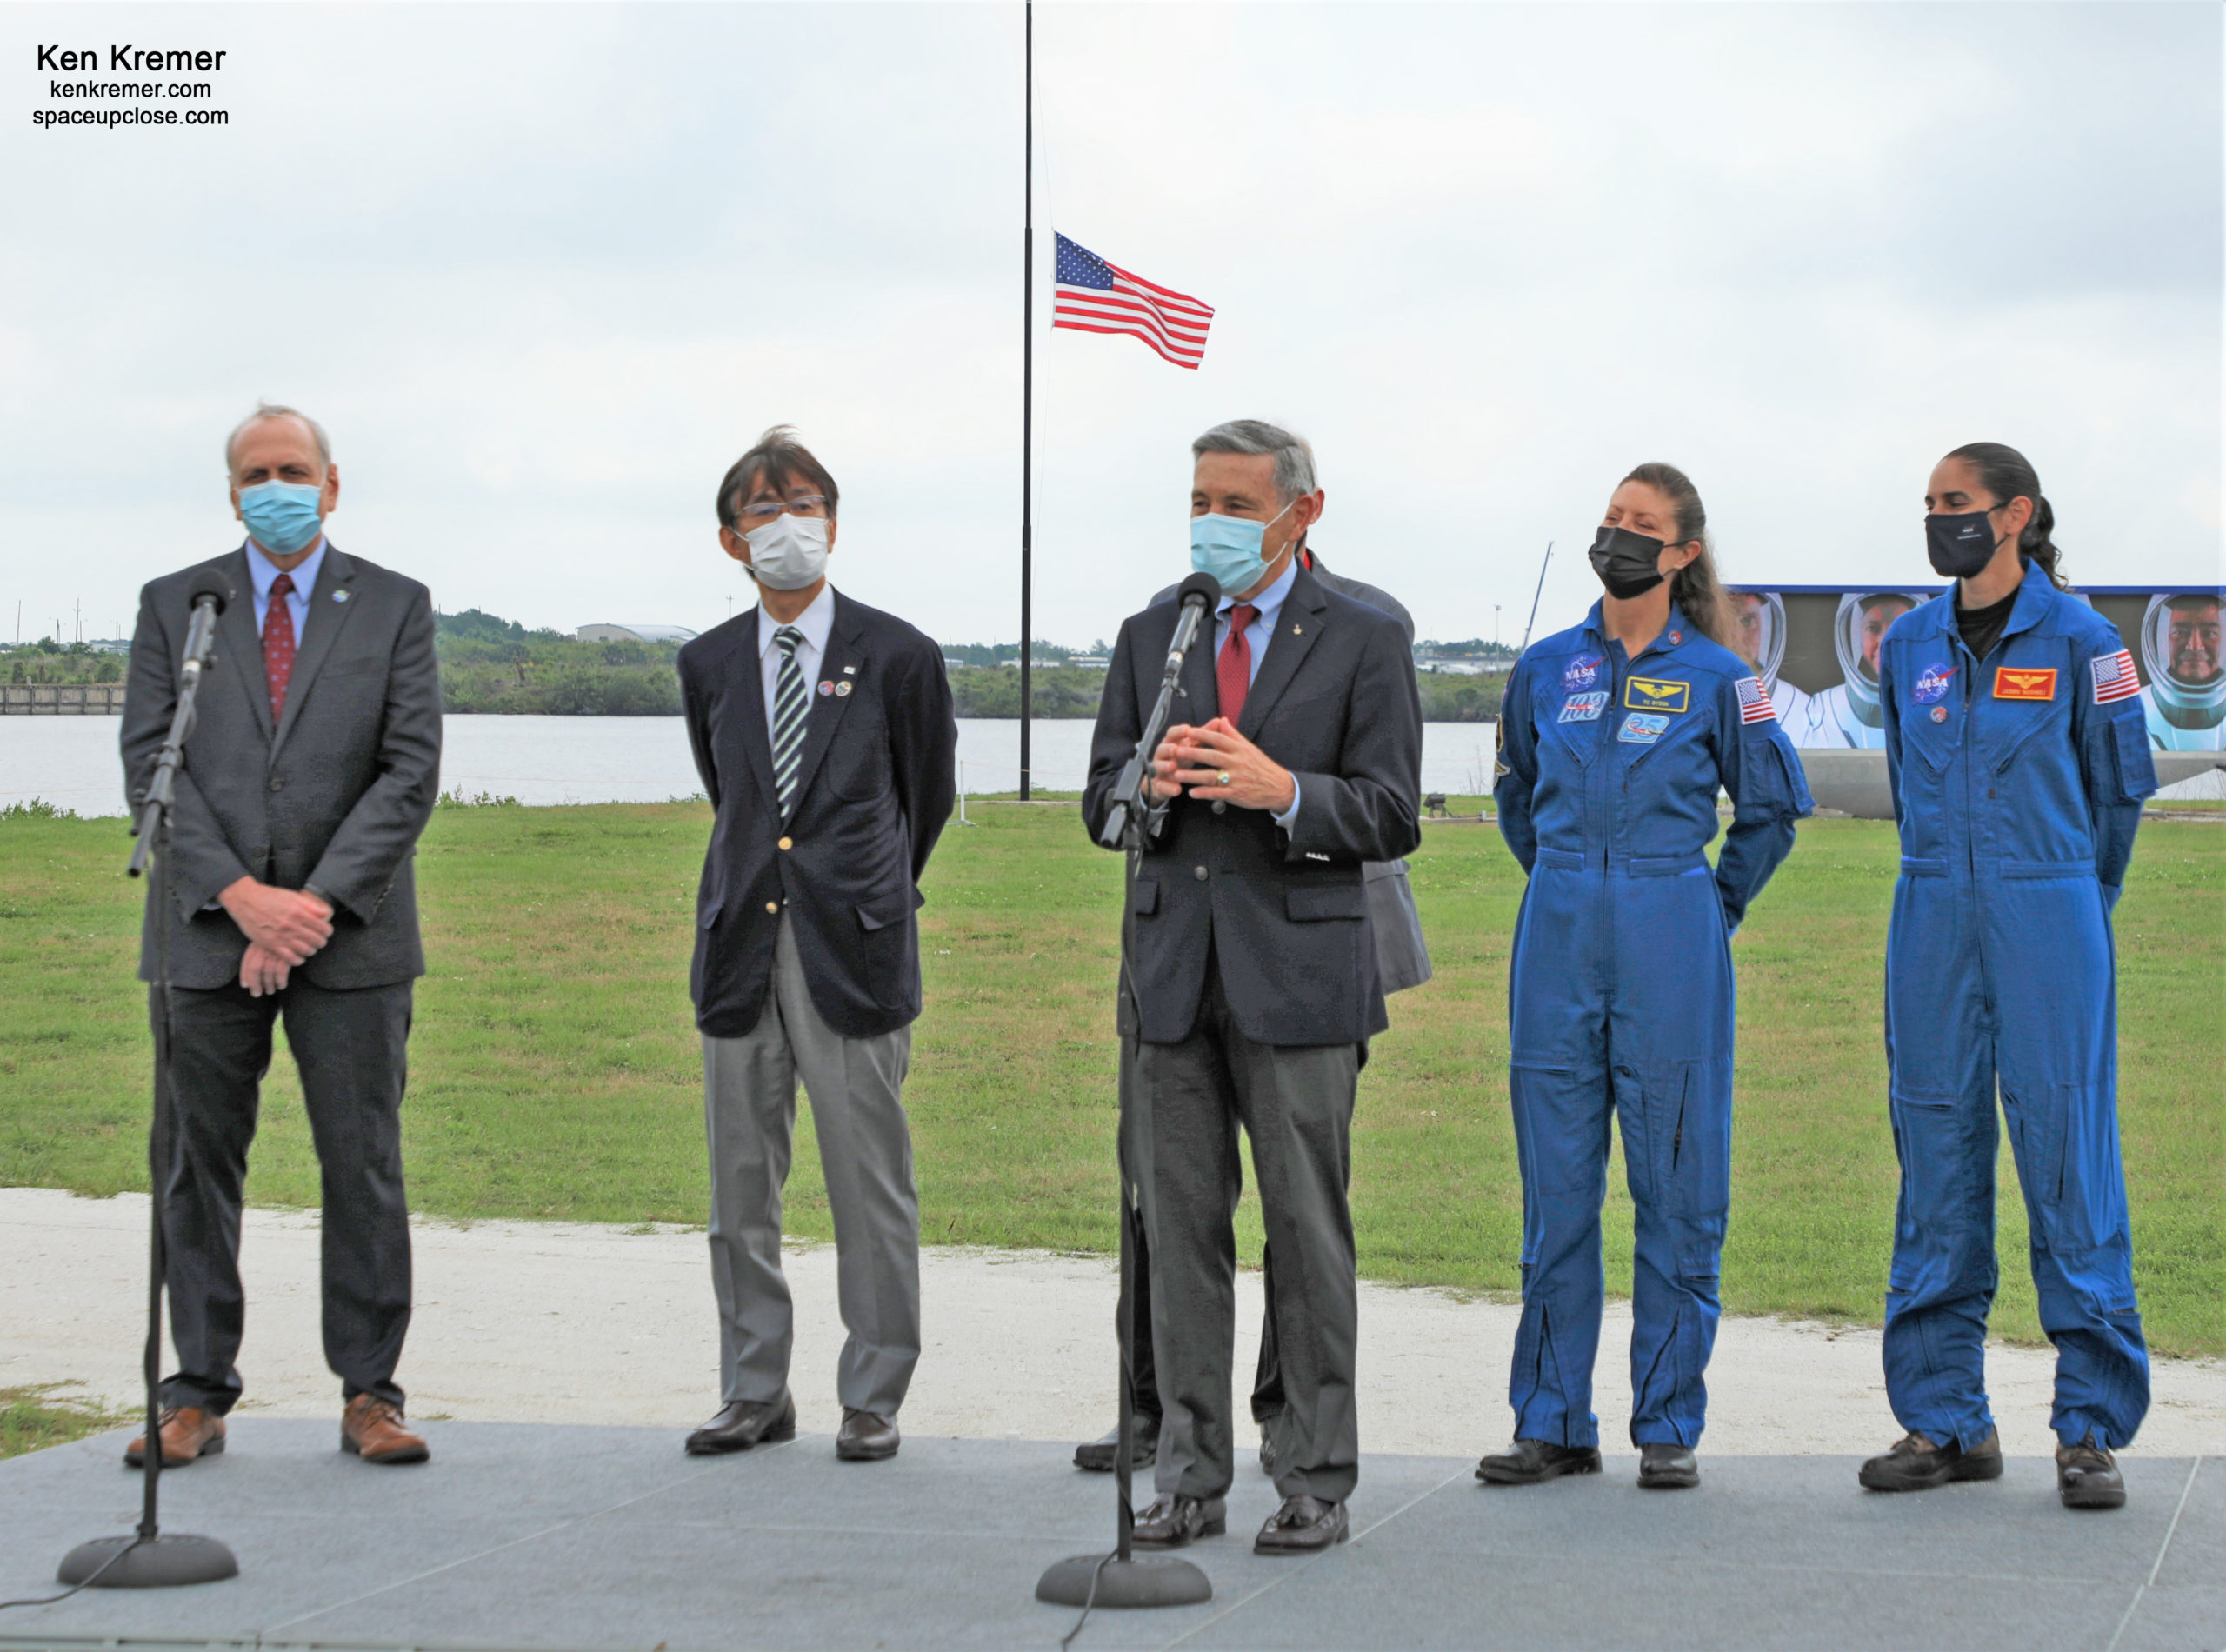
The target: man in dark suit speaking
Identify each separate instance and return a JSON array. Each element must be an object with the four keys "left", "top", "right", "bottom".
[
  {"left": 120, "top": 403, "right": 442, "bottom": 1469},
  {"left": 678, "top": 427, "right": 956, "bottom": 1464},
  {"left": 1084, "top": 419, "right": 1423, "bottom": 1555}
]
